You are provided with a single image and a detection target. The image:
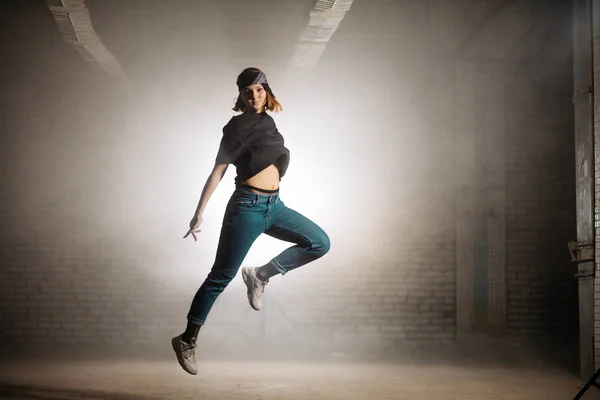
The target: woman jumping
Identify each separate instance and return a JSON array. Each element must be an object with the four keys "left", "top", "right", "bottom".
[{"left": 172, "top": 67, "right": 331, "bottom": 375}]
